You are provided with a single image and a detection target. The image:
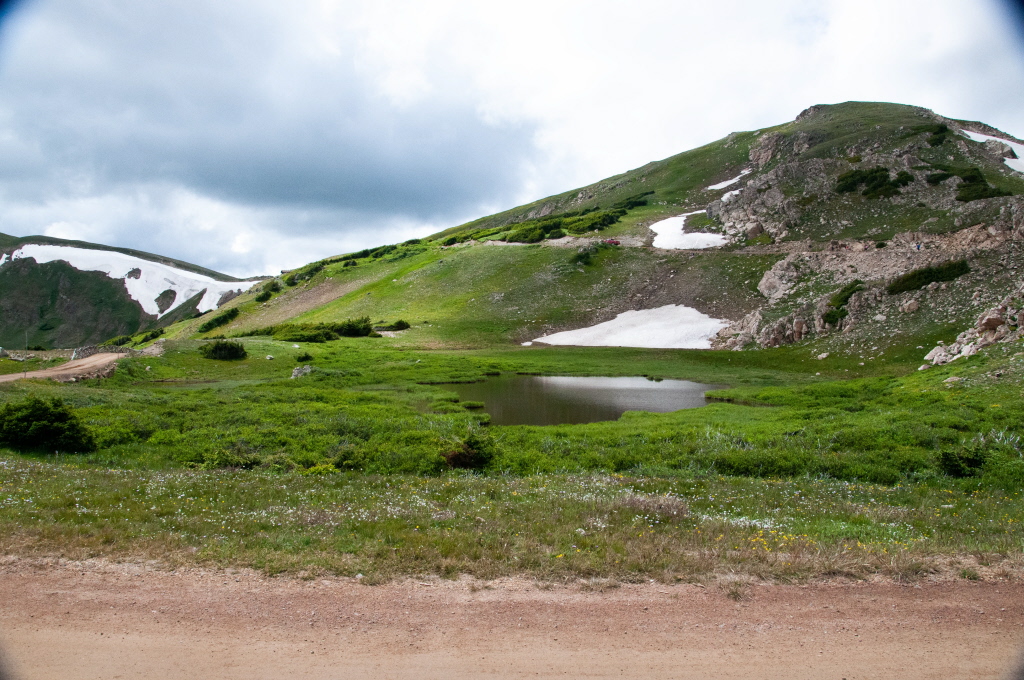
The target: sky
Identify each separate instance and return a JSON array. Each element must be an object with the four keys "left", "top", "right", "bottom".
[{"left": 0, "top": 0, "right": 1022, "bottom": 277}]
